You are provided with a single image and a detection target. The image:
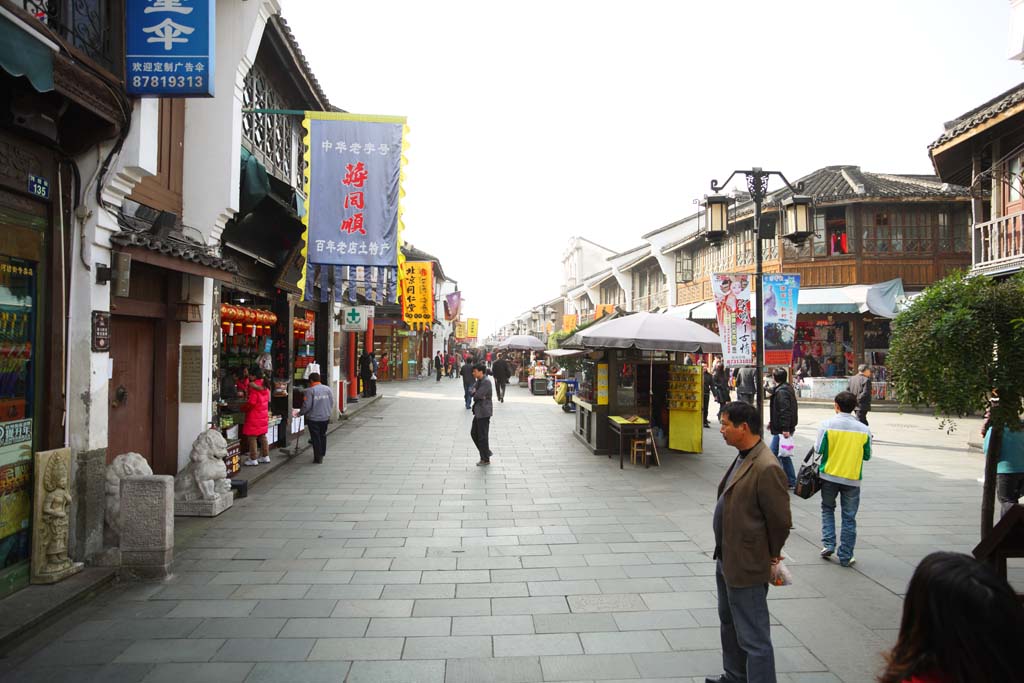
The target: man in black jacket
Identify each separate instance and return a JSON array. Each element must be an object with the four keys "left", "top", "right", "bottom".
[
  {"left": 768, "top": 367, "right": 798, "bottom": 488},
  {"left": 491, "top": 354, "right": 513, "bottom": 403},
  {"left": 460, "top": 357, "right": 476, "bottom": 410},
  {"left": 847, "top": 364, "right": 872, "bottom": 426},
  {"left": 470, "top": 363, "right": 494, "bottom": 465}
]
